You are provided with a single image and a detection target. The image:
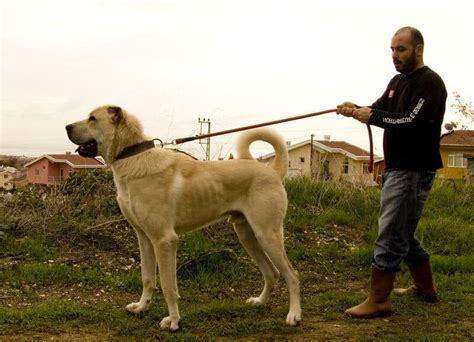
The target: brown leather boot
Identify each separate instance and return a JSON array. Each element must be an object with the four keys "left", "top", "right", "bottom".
[
  {"left": 393, "top": 259, "right": 437, "bottom": 302},
  {"left": 345, "top": 267, "right": 395, "bottom": 318}
]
